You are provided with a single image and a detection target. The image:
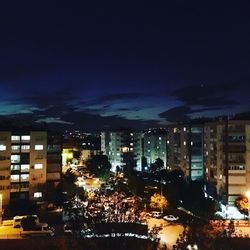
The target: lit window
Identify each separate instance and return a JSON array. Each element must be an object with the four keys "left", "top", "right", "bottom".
[
  {"left": 21, "top": 174, "right": 29, "bottom": 181},
  {"left": 0, "top": 145, "right": 6, "bottom": 151},
  {"left": 130, "top": 133, "right": 133, "bottom": 136},
  {"left": 21, "top": 145, "right": 30, "bottom": 151},
  {"left": 35, "top": 145, "right": 43, "bottom": 150},
  {"left": 191, "top": 141, "right": 193, "bottom": 146},
  {"left": 130, "top": 143, "right": 133, "bottom": 146},
  {"left": 11, "top": 145, "right": 20, "bottom": 151},
  {"left": 130, "top": 148, "right": 133, "bottom": 151},
  {"left": 148, "top": 141, "right": 150, "bottom": 144},
  {"left": 10, "top": 174, "right": 19, "bottom": 181},
  {"left": 11, "top": 155, "right": 20, "bottom": 163},
  {"left": 183, "top": 141, "right": 186, "bottom": 146},
  {"left": 174, "top": 128, "right": 177, "bottom": 133},
  {"left": 11, "top": 165, "right": 20, "bottom": 171},
  {"left": 21, "top": 164, "right": 30, "bottom": 171},
  {"left": 167, "top": 140, "right": 169, "bottom": 144},
  {"left": 184, "top": 127, "right": 186, "bottom": 131},
  {"left": 159, "top": 137, "right": 162, "bottom": 140},
  {"left": 21, "top": 135, "right": 30, "bottom": 141},
  {"left": 34, "top": 192, "right": 42, "bottom": 198},
  {"left": 122, "top": 147, "right": 129, "bottom": 153},
  {"left": 11, "top": 135, "right": 20, "bottom": 141},
  {"left": 34, "top": 163, "right": 43, "bottom": 169},
  {"left": 116, "top": 153, "right": 120, "bottom": 156}
]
